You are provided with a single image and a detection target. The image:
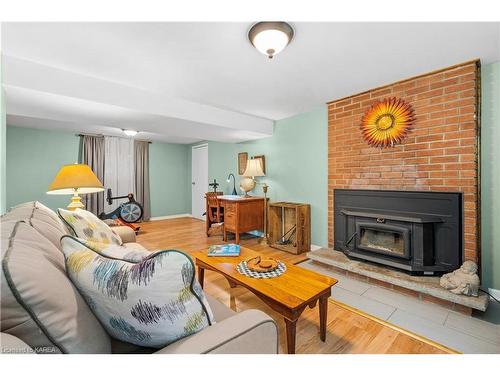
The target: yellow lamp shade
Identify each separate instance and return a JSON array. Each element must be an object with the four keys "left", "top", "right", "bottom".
[
  {"left": 243, "top": 159, "right": 265, "bottom": 177},
  {"left": 47, "top": 164, "right": 104, "bottom": 195}
]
